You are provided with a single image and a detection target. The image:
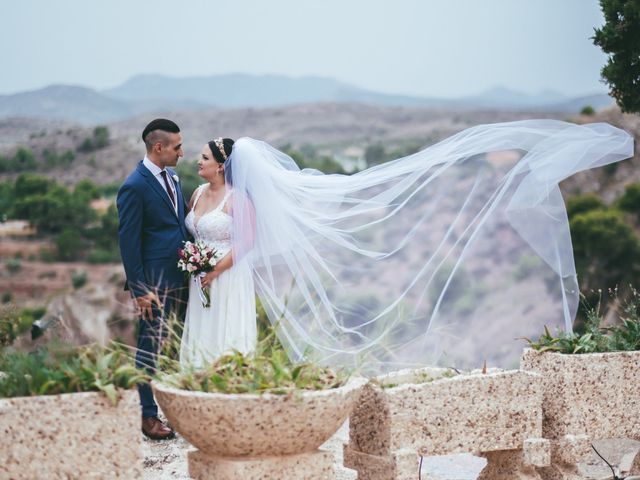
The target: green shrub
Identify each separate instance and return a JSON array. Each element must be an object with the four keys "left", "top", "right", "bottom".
[
  {"left": 55, "top": 229, "right": 84, "bottom": 261},
  {"left": 0, "top": 343, "right": 146, "bottom": 404},
  {"left": 524, "top": 289, "right": 640, "bottom": 354},
  {"left": 616, "top": 183, "right": 640, "bottom": 214},
  {"left": 570, "top": 209, "right": 640, "bottom": 292},
  {"left": 78, "top": 138, "right": 94, "bottom": 153},
  {"left": 5, "top": 258, "right": 21, "bottom": 274},
  {"left": 0, "top": 307, "right": 41, "bottom": 348},
  {"left": 77, "top": 126, "right": 109, "bottom": 153},
  {"left": 566, "top": 193, "right": 606, "bottom": 218},
  {"left": 71, "top": 270, "right": 87, "bottom": 289},
  {"left": 87, "top": 248, "right": 119, "bottom": 264},
  {"left": 1, "top": 292, "right": 12, "bottom": 304},
  {"left": 580, "top": 105, "right": 595, "bottom": 116},
  {"left": 10, "top": 148, "right": 37, "bottom": 172},
  {"left": 92, "top": 126, "right": 109, "bottom": 149}
]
